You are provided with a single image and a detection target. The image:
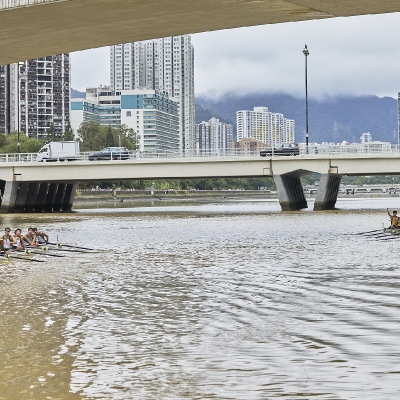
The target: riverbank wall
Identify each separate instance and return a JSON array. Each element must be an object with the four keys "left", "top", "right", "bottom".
[{"left": 74, "top": 189, "right": 400, "bottom": 205}]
